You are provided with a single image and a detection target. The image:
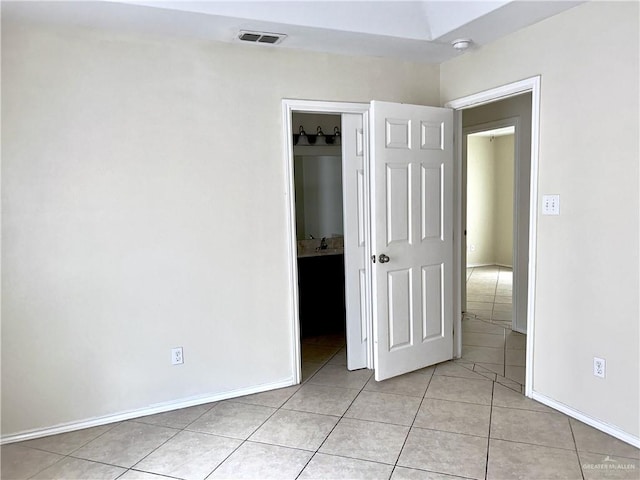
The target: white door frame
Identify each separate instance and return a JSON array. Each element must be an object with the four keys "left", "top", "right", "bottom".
[
  {"left": 282, "top": 99, "right": 372, "bottom": 384},
  {"left": 446, "top": 76, "right": 541, "bottom": 397}
]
